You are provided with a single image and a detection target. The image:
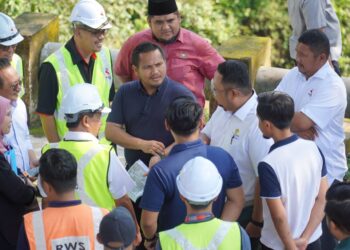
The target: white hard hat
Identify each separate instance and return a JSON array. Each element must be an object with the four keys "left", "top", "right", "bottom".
[
  {"left": 61, "top": 83, "right": 110, "bottom": 122},
  {"left": 70, "top": 0, "right": 112, "bottom": 29},
  {"left": 0, "top": 12, "right": 24, "bottom": 46},
  {"left": 176, "top": 156, "right": 223, "bottom": 204}
]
